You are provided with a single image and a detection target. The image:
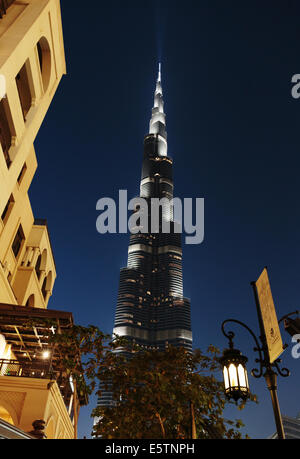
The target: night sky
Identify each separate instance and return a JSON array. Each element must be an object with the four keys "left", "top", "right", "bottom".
[{"left": 29, "top": 0, "right": 300, "bottom": 438}]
